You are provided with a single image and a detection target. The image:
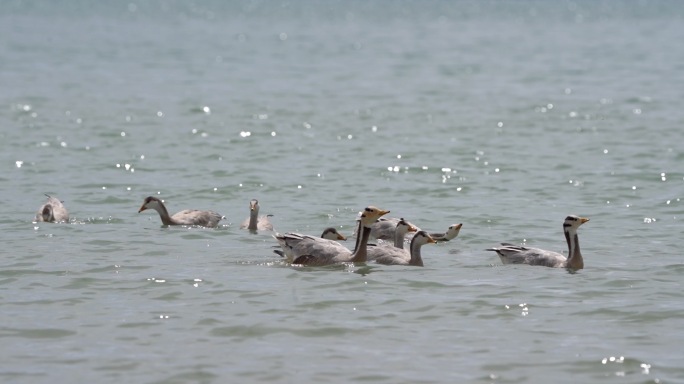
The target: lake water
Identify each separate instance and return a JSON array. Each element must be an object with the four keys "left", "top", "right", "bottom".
[{"left": 1, "top": 1, "right": 683, "bottom": 383}]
